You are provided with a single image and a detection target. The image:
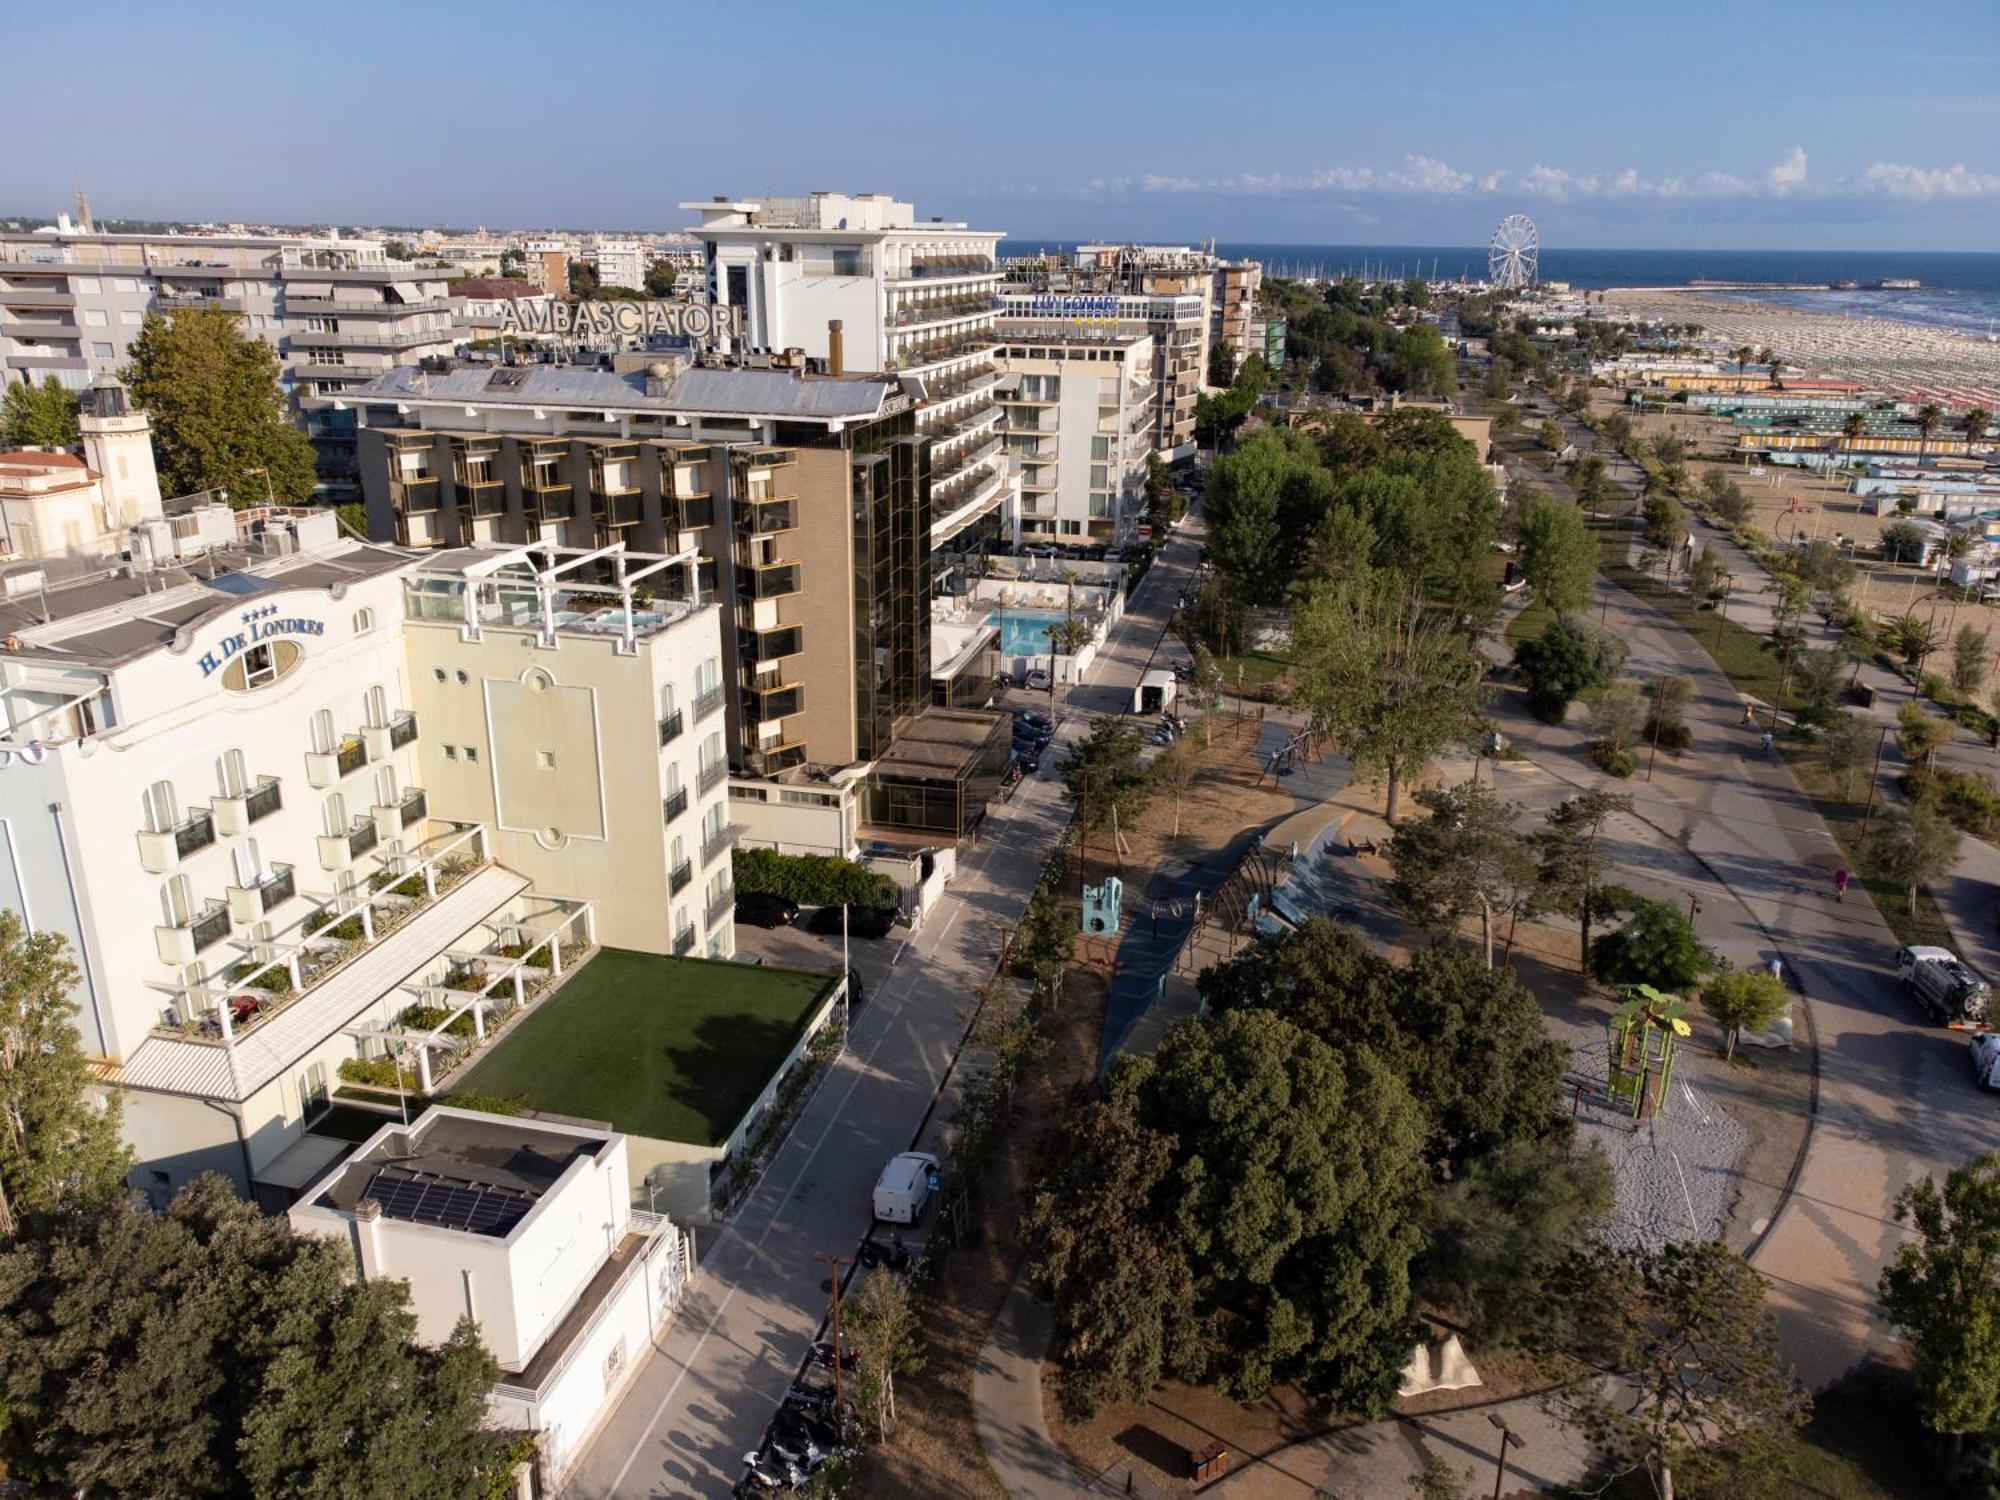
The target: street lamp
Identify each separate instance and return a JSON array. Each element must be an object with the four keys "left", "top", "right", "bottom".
[
  {"left": 1486, "top": 1412, "right": 1525, "bottom": 1500},
  {"left": 243, "top": 466, "right": 275, "bottom": 508}
]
